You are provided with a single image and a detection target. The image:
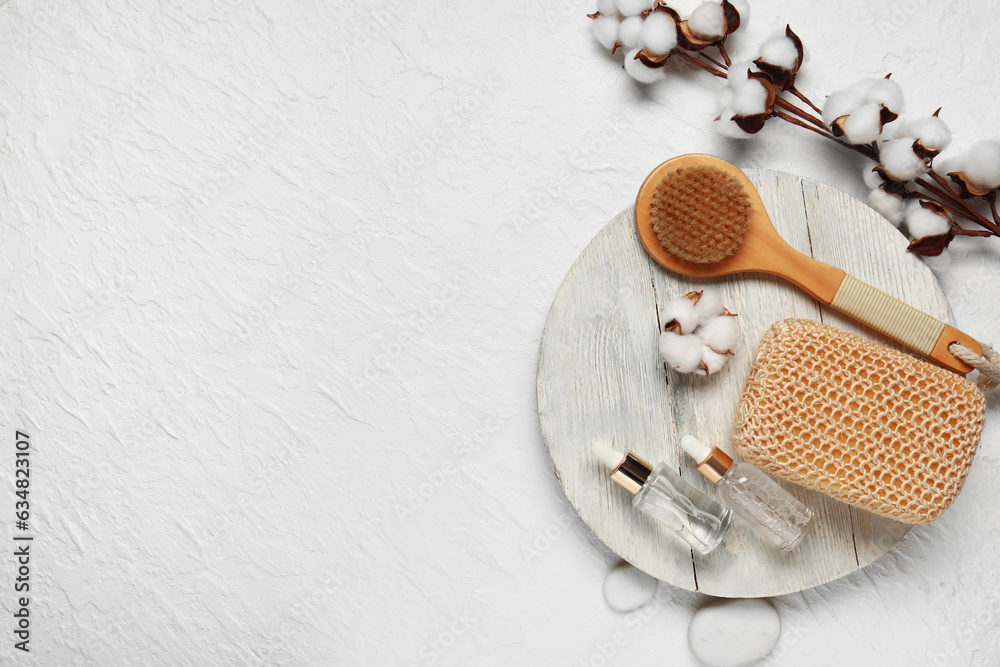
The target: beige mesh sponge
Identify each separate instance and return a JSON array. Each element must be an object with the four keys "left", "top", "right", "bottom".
[{"left": 733, "top": 319, "right": 986, "bottom": 524}]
